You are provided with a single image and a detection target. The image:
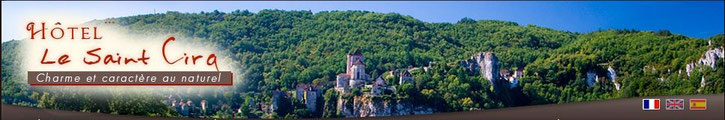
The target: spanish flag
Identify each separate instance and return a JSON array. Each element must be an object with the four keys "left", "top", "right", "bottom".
[{"left": 690, "top": 99, "right": 707, "bottom": 110}]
